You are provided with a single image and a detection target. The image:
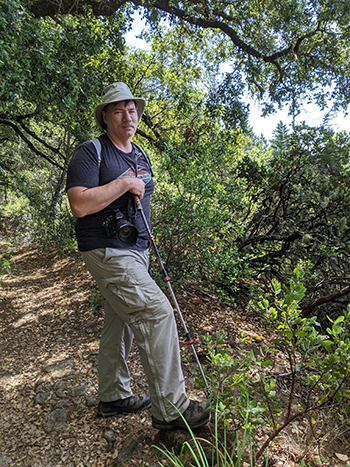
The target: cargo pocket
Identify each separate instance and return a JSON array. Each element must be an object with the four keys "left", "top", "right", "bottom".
[
  {"left": 102, "top": 248, "right": 166, "bottom": 313},
  {"left": 106, "top": 280, "right": 148, "bottom": 313},
  {"left": 126, "top": 265, "right": 167, "bottom": 311},
  {"left": 102, "top": 249, "right": 146, "bottom": 312}
]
